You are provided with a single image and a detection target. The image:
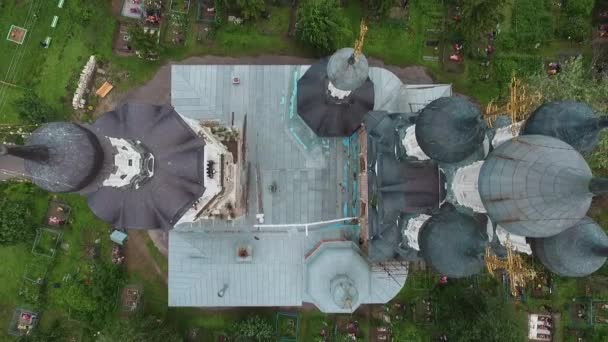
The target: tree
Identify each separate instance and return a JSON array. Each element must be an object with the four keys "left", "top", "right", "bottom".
[
  {"left": 128, "top": 25, "right": 160, "bottom": 60},
  {"left": 235, "top": 0, "right": 266, "bottom": 20},
  {"left": 433, "top": 282, "right": 526, "bottom": 342},
  {"left": 231, "top": 315, "right": 273, "bottom": 341},
  {"left": 0, "top": 199, "right": 33, "bottom": 244},
  {"left": 13, "top": 93, "right": 57, "bottom": 124},
  {"left": 295, "top": 0, "right": 352, "bottom": 55},
  {"left": 96, "top": 316, "right": 182, "bottom": 342},
  {"left": 459, "top": 0, "right": 508, "bottom": 49},
  {"left": 558, "top": 0, "right": 593, "bottom": 41},
  {"left": 369, "top": 0, "right": 395, "bottom": 18}
]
